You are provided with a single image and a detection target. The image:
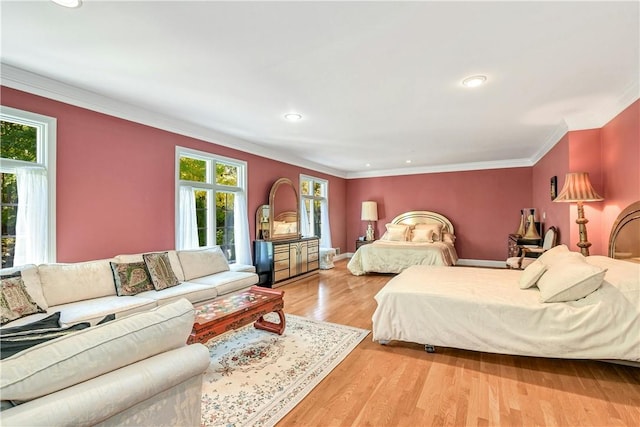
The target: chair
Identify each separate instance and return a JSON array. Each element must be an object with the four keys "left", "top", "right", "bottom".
[{"left": 506, "top": 226, "right": 558, "bottom": 269}]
